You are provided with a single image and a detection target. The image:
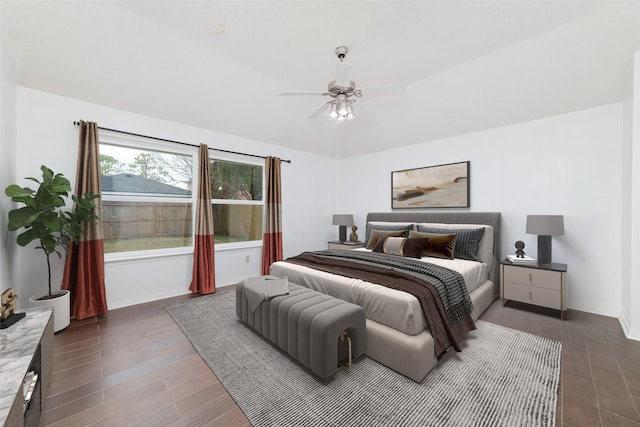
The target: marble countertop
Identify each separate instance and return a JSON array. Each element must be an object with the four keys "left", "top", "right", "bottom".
[{"left": 0, "top": 307, "right": 53, "bottom": 425}]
